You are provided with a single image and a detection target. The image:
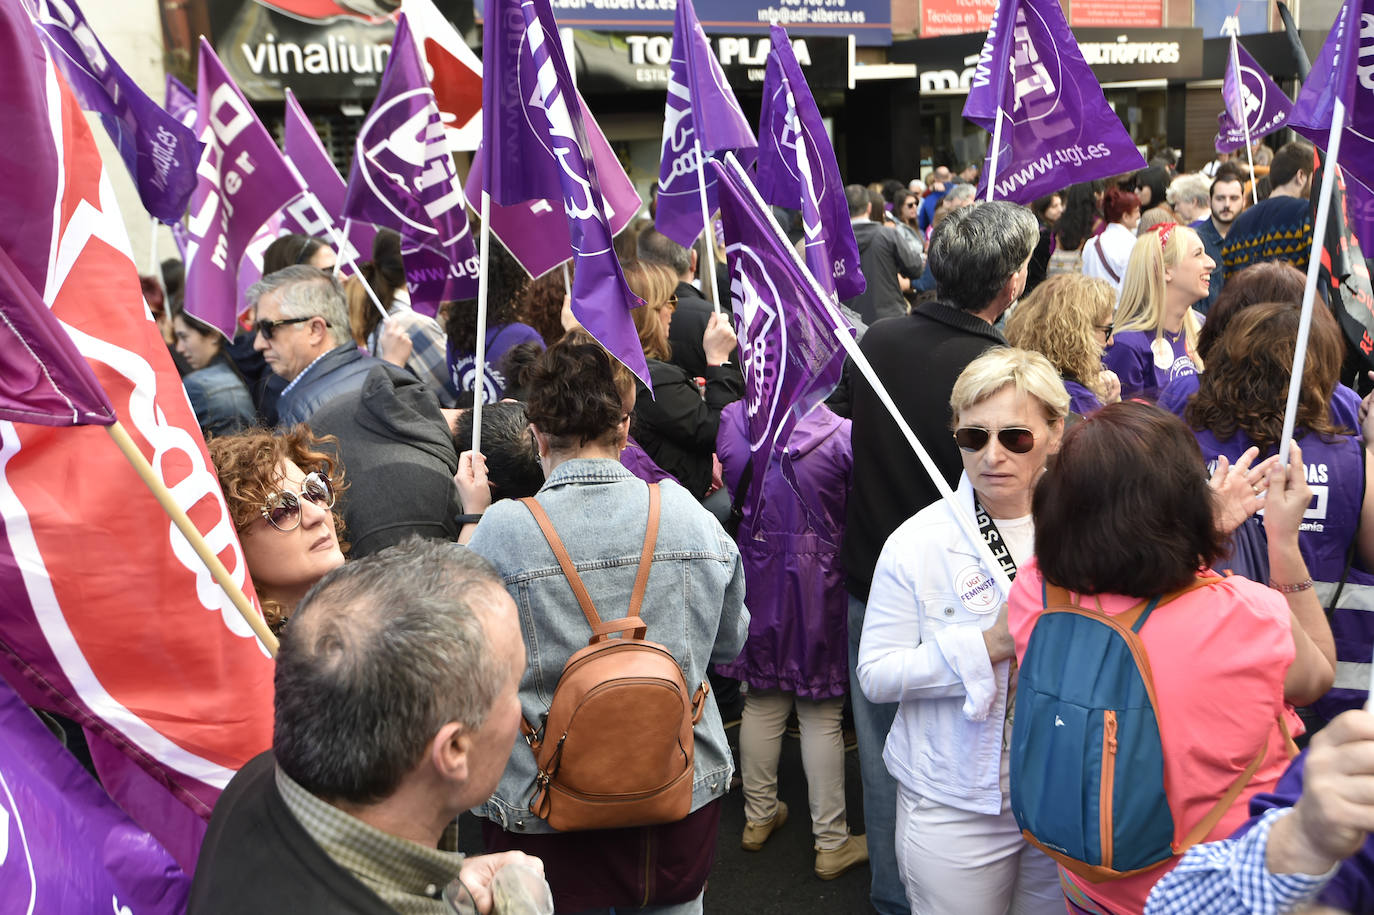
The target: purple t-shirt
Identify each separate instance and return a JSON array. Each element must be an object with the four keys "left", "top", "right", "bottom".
[
  {"left": 1063, "top": 377, "right": 1104, "bottom": 416},
  {"left": 1192, "top": 426, "right": 1363, "bottom": 582},
  {"left": 1103, "top": 330, "right": 1196, "bottom": 403}
]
